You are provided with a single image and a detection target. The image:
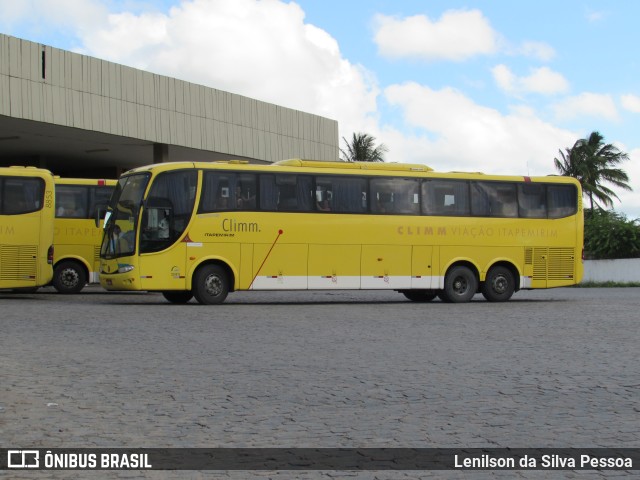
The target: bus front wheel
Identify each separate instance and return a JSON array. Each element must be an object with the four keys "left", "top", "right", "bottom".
[
  {"left": 442, "top": 266, "right": 477, "bottom": 303},
  {"left": 53, "top": 260, "right": 87, "bottom": 294},
  {"left": 481, "top": 266, "right": 515, "bottom": 302},
  {"left": 193, "top": 264, "right": 229, "bottom": 305}
]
